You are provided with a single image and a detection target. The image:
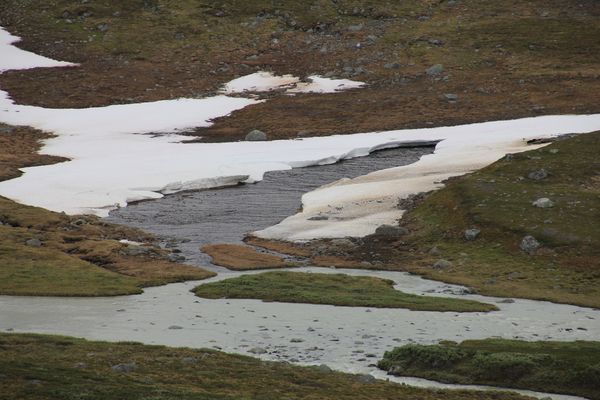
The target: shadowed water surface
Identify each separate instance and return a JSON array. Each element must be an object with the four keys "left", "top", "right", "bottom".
[{"left": 107, "top": 146, "right": 432, "bottom": 270}]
